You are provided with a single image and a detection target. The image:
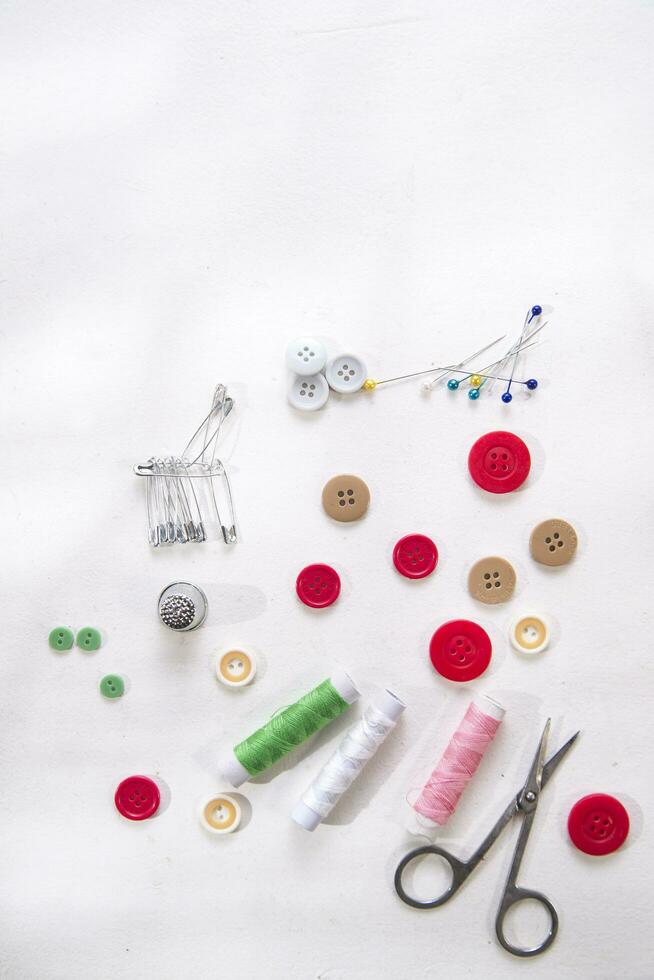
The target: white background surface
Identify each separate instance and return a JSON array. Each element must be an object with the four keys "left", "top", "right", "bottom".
[{"left": 1, "top": 2, "right": 653, "bottom": 978}]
